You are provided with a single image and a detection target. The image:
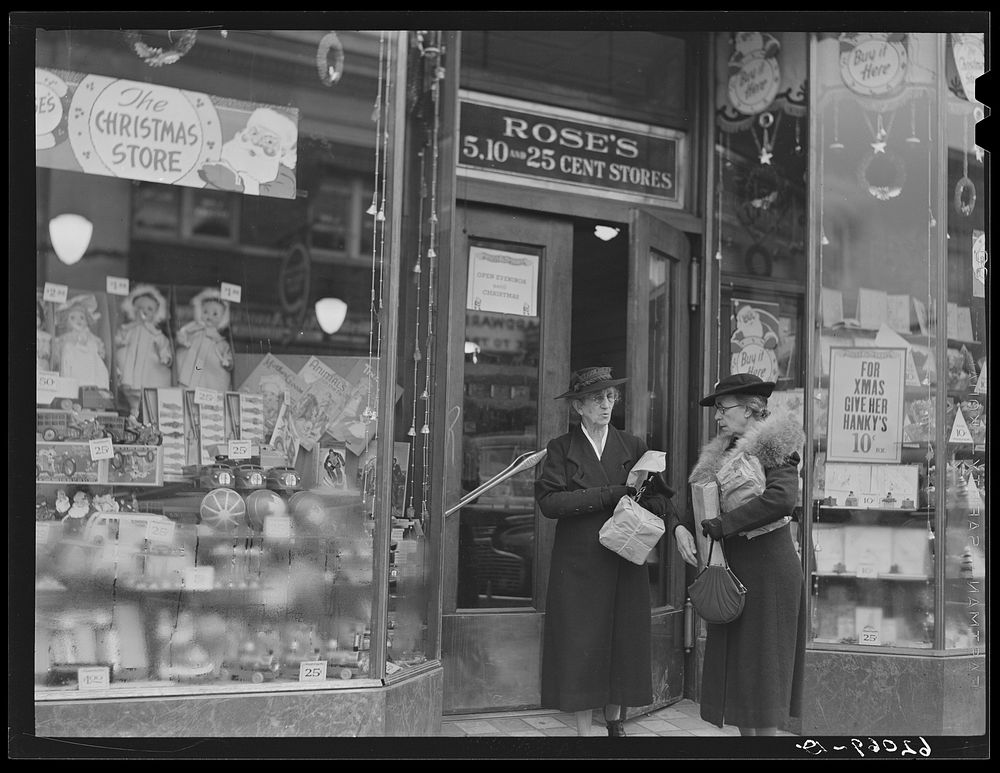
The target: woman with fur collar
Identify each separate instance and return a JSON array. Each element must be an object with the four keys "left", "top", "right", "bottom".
[
  {"left": 673, "top": 373, "right": 807, "bottom": 736},
  {"left": 175, "top": 288, "right": 234, "bottom": 392}
]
